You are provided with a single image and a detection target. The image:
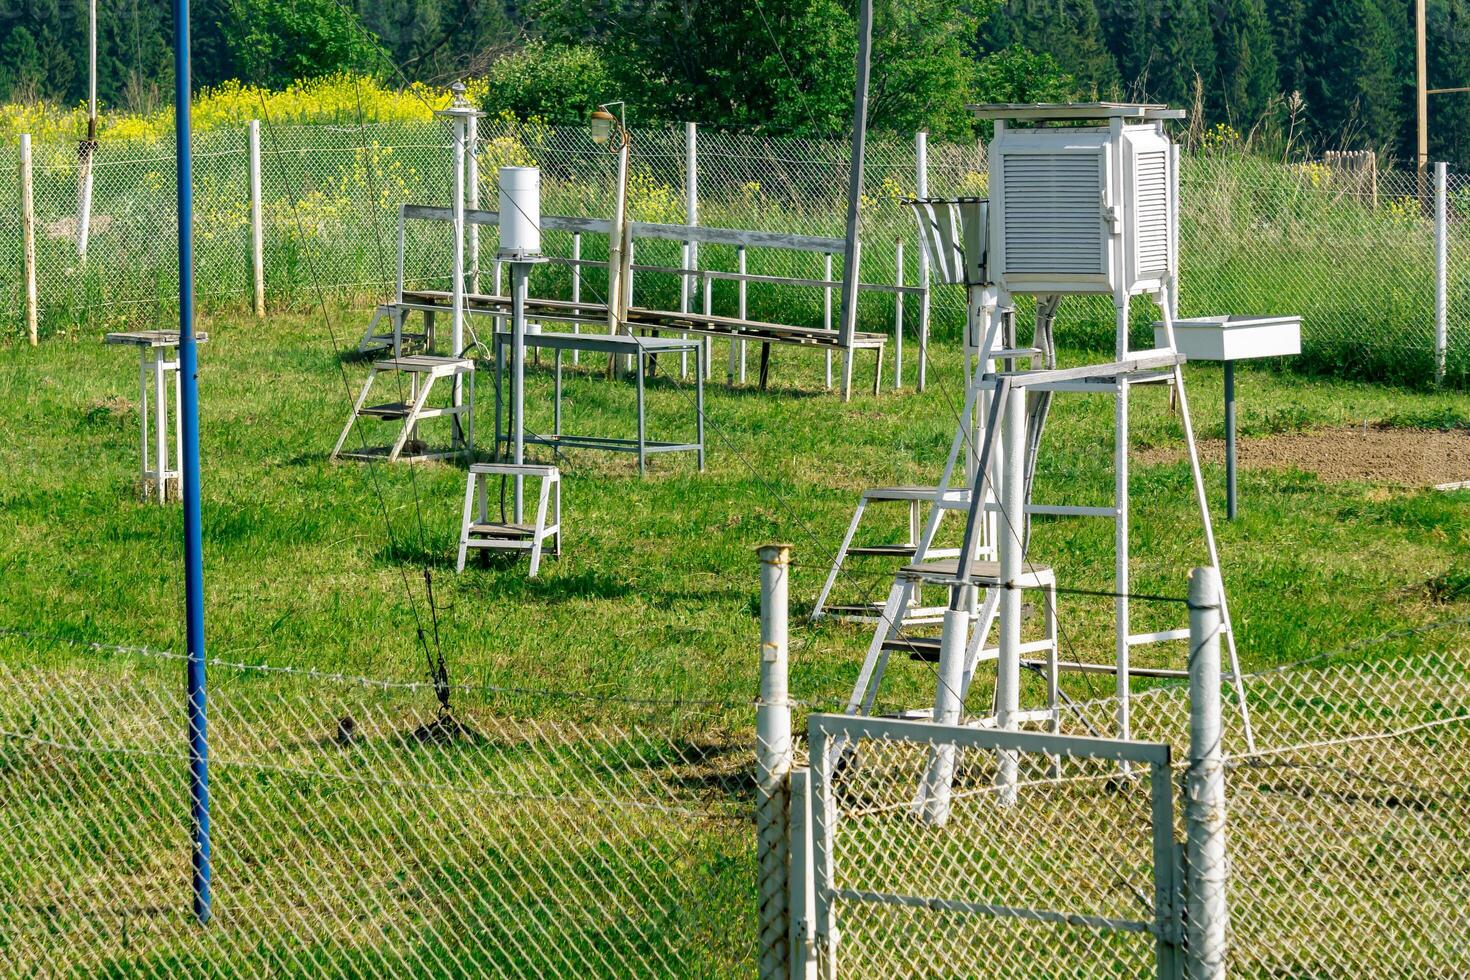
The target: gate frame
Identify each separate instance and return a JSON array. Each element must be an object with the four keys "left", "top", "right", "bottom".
[{"left": 803, "top": 714, "right": 1184, "bottom": 980}]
